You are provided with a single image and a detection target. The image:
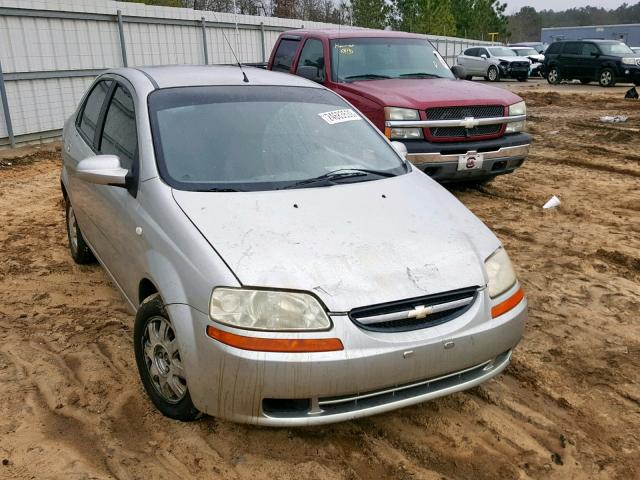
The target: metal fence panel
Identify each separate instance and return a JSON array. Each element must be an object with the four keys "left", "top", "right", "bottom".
[{"left": 0, "top": 0, "right": 499, "bottom": 146}]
